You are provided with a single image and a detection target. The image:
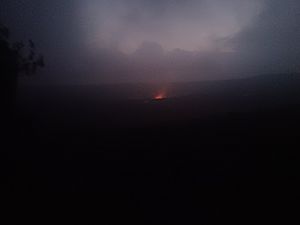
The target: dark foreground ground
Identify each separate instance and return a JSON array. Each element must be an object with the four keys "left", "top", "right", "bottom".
[{"left": 1, "top": 75, "right": 300, "bottom": 224}]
